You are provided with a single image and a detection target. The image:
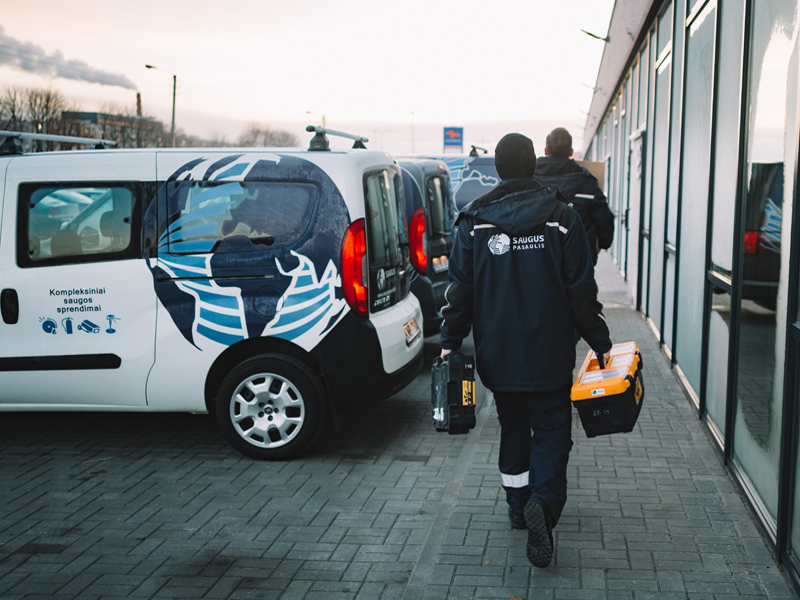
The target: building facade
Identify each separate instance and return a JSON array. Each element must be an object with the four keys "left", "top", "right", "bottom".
[{"left": 584, "top": 0, "right": 800, "bottom": 590}]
